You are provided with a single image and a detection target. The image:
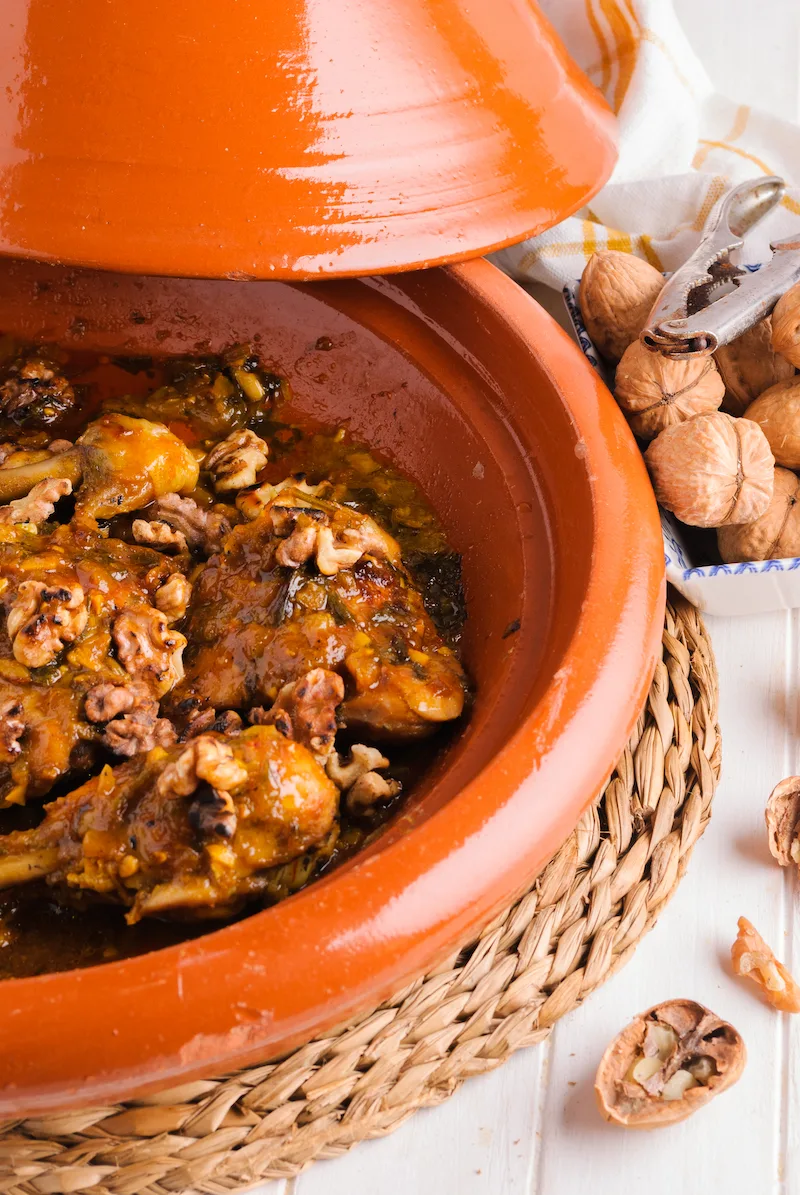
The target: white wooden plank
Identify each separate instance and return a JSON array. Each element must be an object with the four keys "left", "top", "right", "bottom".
[
  {"left": 292, "top": 1046, "right": 546, "bottom": 1195},
  {"left": 534, "top": 611, "right": 791, "bottom": 1195}
]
